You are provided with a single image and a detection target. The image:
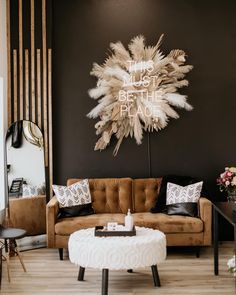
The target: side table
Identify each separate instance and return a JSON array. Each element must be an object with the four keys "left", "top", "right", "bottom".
[
  {"left": 0, "top": 227, "right": 27, "bottom": 287},
  {"left": 213, "top": 202, "right": 236, "bottom": 276}
]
